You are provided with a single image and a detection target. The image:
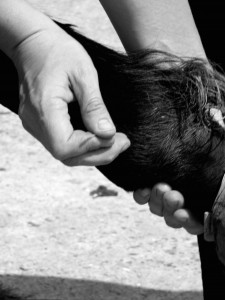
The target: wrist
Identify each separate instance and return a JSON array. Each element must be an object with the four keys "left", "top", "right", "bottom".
[
  {"left": 100, "top": 0, "right": 206, "bottom": 59},
  {"left": 151, "top": 36, "right": 206, "bottom": 59},
  {"left": 0, "top": 0, "right": 56, "bottom": 59}
]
